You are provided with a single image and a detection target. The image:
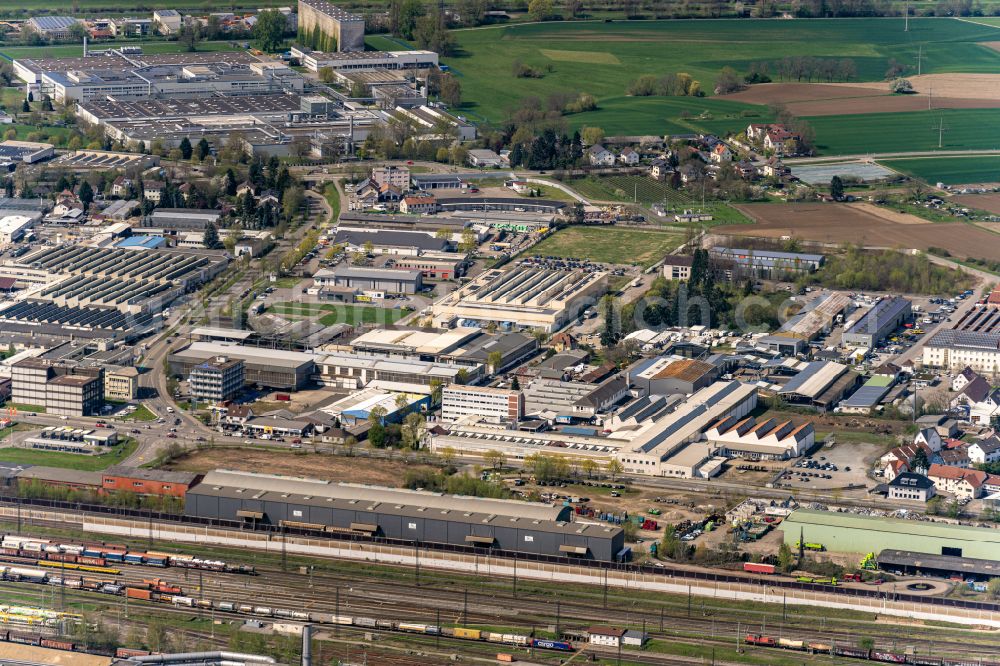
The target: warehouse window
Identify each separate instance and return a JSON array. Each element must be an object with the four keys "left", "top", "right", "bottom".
[
  {"left": 408, "top": 523, "right": 417, "bottom": 529},
  {"left": 524, "top": 535, "right": 533, "bottom": 542}
]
